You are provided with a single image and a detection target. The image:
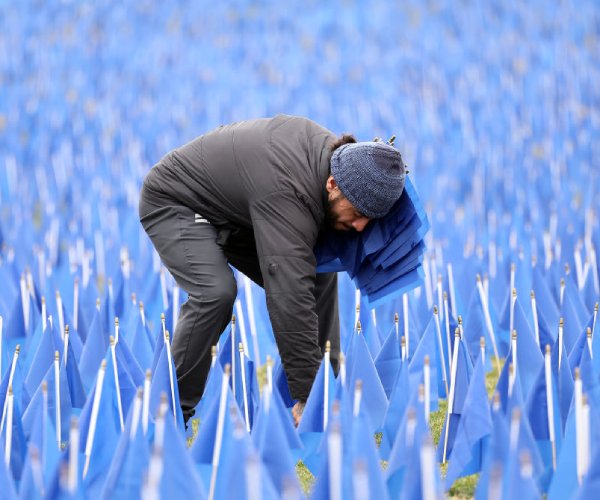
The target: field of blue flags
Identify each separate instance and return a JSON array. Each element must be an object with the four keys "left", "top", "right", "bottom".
[{"left": 1, "top": 0, "right": 599, "bottom": 498}]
